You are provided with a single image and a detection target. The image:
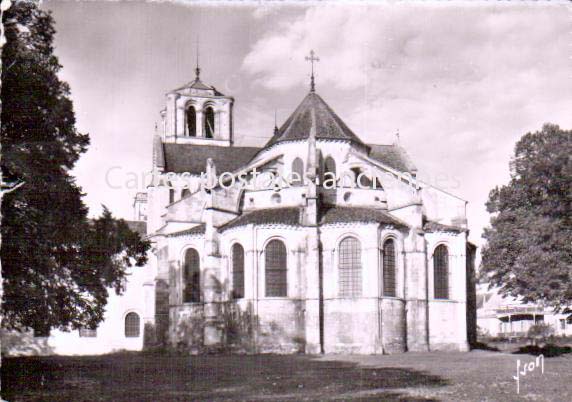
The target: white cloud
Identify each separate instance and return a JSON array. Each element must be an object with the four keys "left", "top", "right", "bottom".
[{"left": 242, "top": 3, "right": 572, "bottom": 247}]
